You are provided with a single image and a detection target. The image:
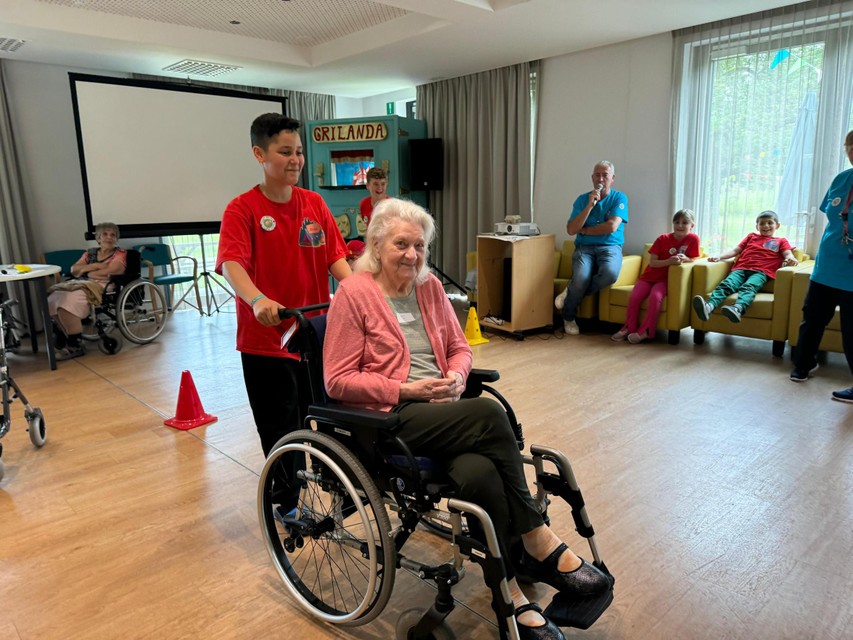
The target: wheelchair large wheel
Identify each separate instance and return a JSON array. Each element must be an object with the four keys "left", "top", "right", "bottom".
[
  {"left": 258, "top": 429, "right": 395, "bottom": 626},
  {"left": 117, "top": 281, "right": 167, "bottom": 344}
]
